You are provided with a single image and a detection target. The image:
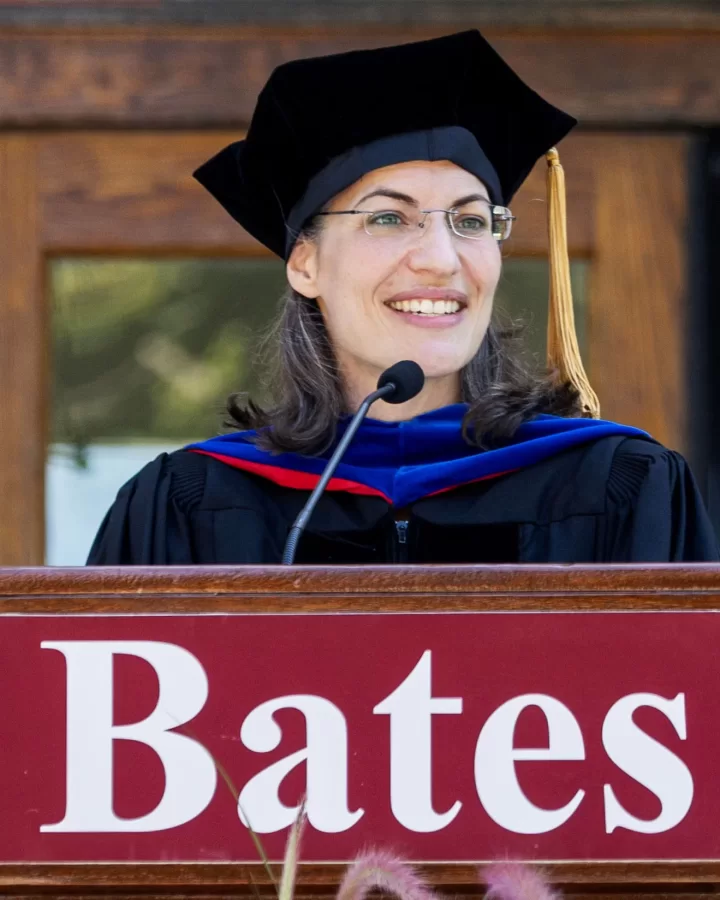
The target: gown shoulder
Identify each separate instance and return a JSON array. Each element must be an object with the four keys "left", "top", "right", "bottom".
[
  {"left": 602, "top": 437, "right": 719, "bottom": 561},
  {"left": 87, "top": 449, "right": 253, "bottom": 564}
]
